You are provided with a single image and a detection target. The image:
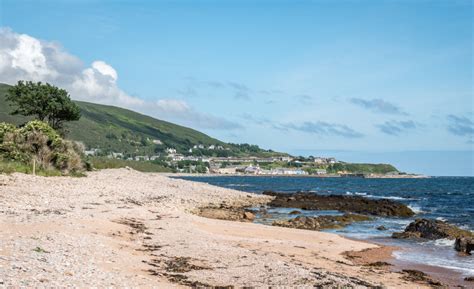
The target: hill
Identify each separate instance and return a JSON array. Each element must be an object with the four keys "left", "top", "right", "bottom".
[{"left": 0, "top": 83, "right": 281, "bottom": 158}]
